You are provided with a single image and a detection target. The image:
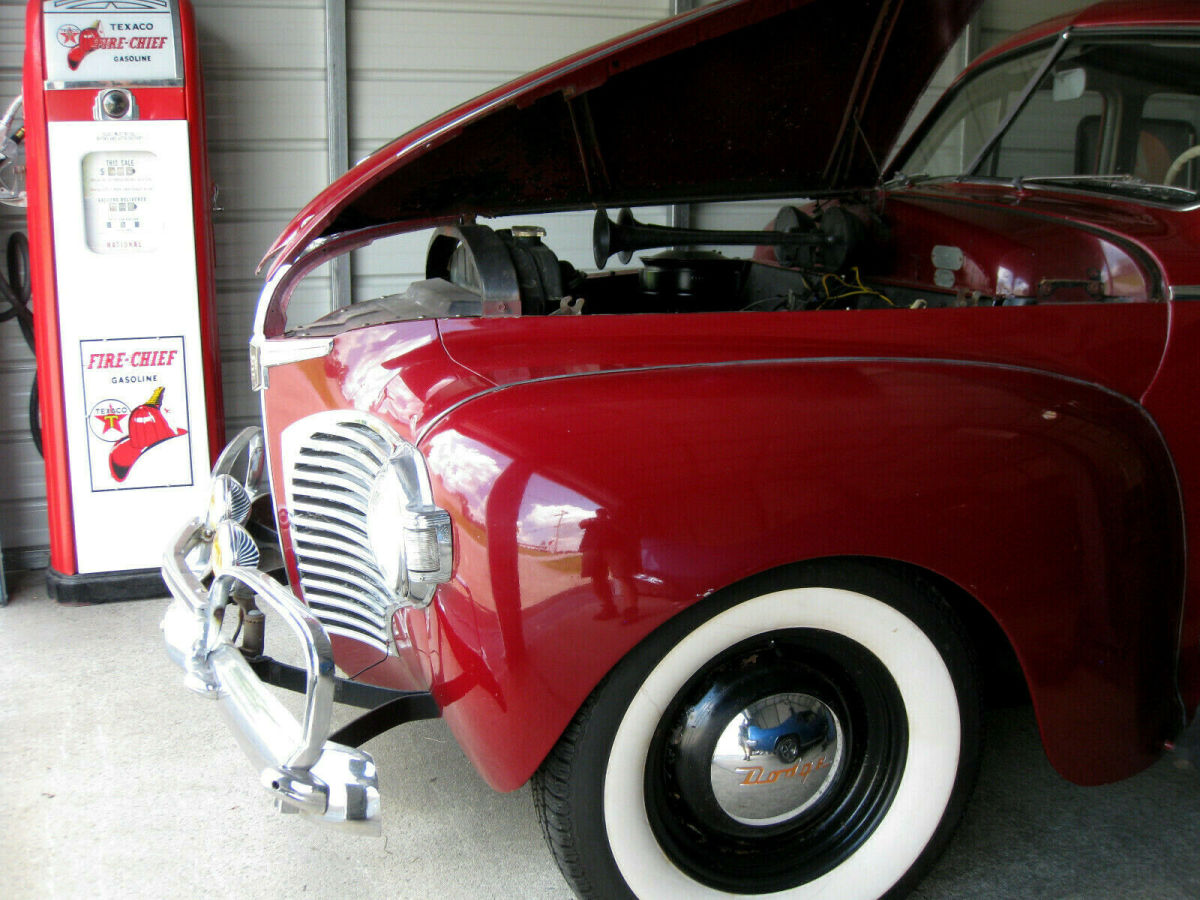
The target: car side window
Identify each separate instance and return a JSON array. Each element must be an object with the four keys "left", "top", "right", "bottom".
[{"left": 1139, "top": 94, "right": 1200, "bottom": 187}]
